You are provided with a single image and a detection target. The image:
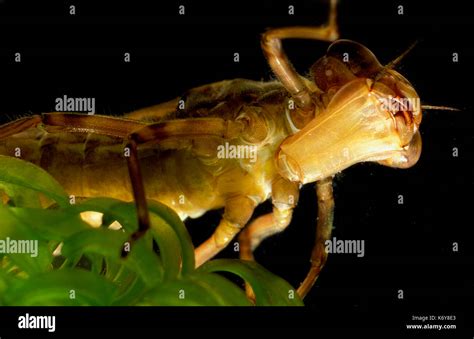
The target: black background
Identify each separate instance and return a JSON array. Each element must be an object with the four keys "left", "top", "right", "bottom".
[{"left": 0, "top": 0, "right": 472, "bottom": 335}]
